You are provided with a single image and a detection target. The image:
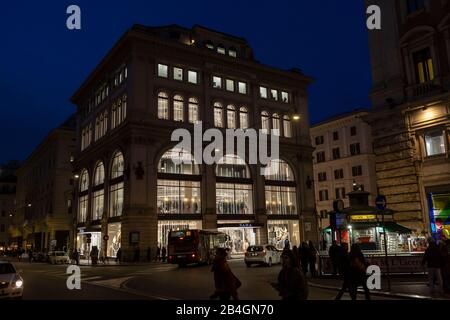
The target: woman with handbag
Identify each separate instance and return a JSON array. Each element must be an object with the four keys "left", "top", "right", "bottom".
[{"left": 349, "top": 243, "right": 371, "bottom": 300}]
